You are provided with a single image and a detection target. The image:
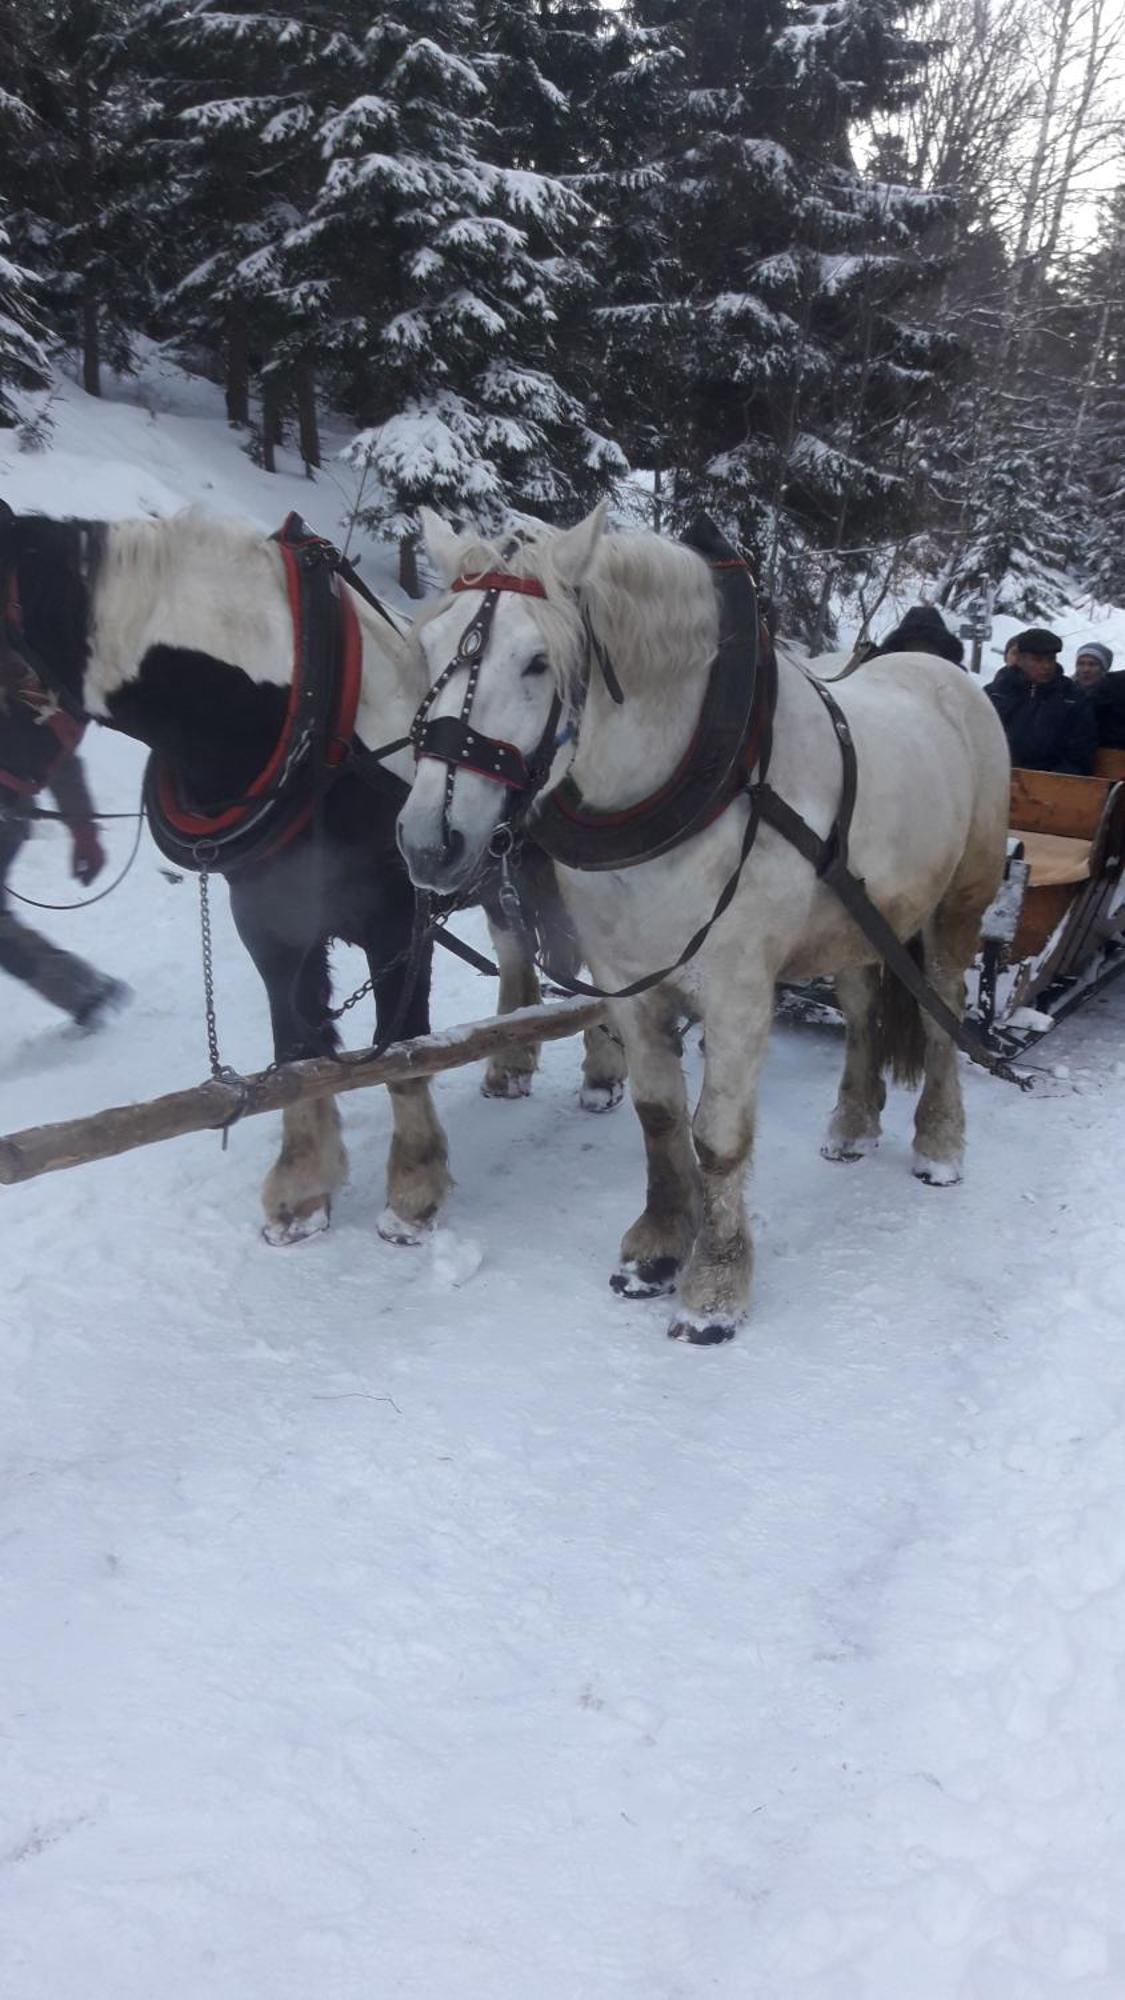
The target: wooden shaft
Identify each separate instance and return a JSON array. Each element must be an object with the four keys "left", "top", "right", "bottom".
[{"left": 0, "top": 997, "right": 607, "bottom": 1188}]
